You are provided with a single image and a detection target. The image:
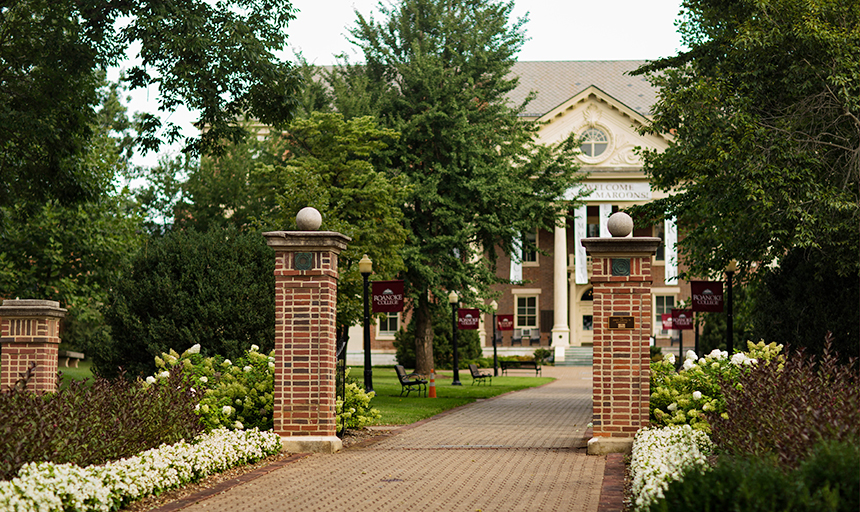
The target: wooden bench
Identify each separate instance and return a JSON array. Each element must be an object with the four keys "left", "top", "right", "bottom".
[
  {"left": 468, "top": 364, "right": 492, "bottom": 386},
  {"left": 394, "top": 365, "right": 427, "bottom": 397},
  {"left": 58, "top": 350, "right": 85, "bottom": 368},
  {"left": 499, "top": 360, "right": 541, "bottom": 377}
]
